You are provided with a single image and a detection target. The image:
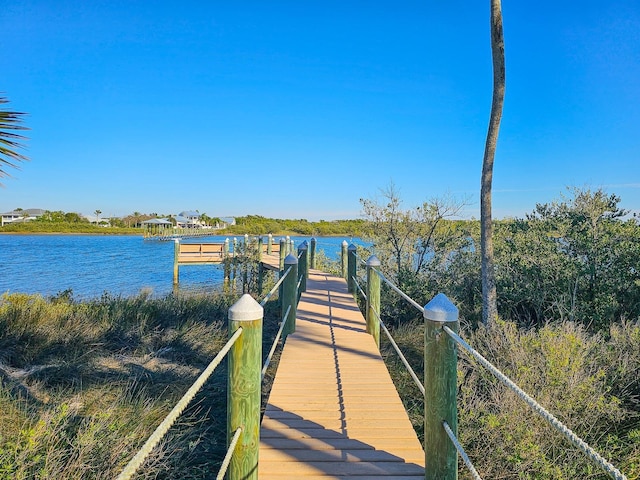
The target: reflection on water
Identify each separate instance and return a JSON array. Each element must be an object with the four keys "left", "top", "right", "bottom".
[{"left": 0, "top": 235, "right": 364, "bottom": 299}]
